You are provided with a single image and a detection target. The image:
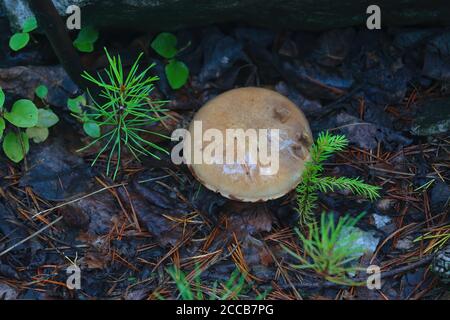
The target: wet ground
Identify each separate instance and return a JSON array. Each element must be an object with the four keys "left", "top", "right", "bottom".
[{"left": 0, "top": 21, "right": 449, "bottom": 299}]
